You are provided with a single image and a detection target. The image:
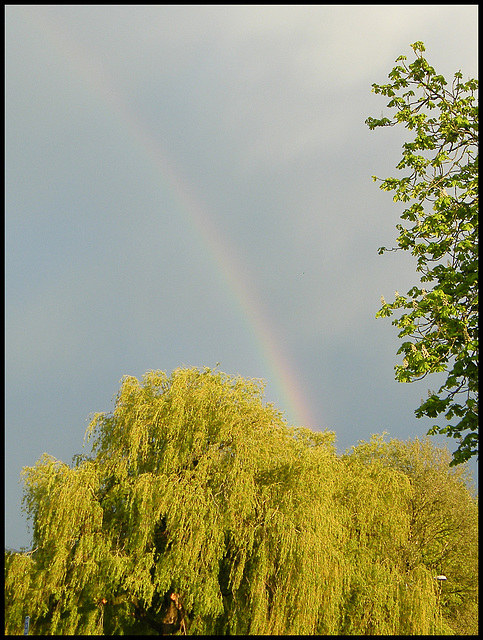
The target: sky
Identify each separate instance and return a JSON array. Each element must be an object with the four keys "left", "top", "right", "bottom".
[{"left": 5, "top": 5, "right": 478, "bottom": 550}]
